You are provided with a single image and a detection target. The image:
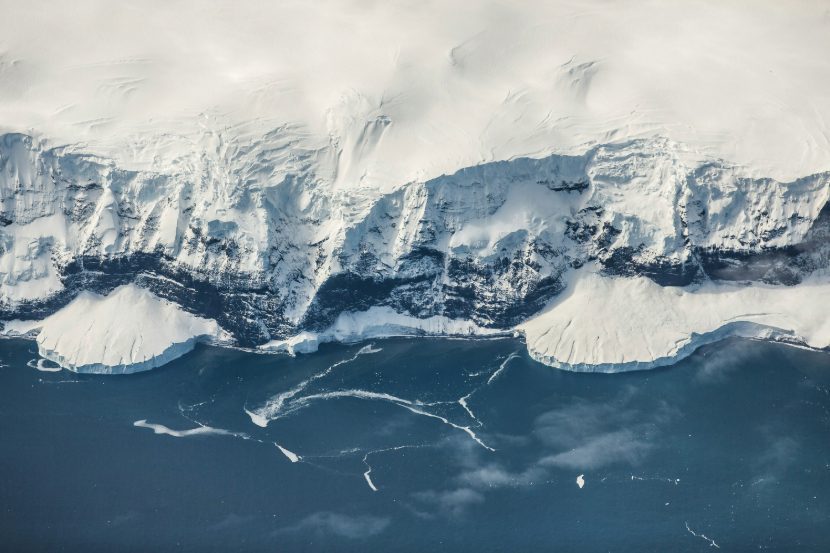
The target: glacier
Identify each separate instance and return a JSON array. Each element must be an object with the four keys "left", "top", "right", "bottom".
[
  {"left": 519, "top": 270, "right": 830, "bottom": 372},
  {"left": 0, "top": 1, "right": 829, "bottom": 372},
  {"left": 2, "top": 284, "right": 228, "bottom": 373}
]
